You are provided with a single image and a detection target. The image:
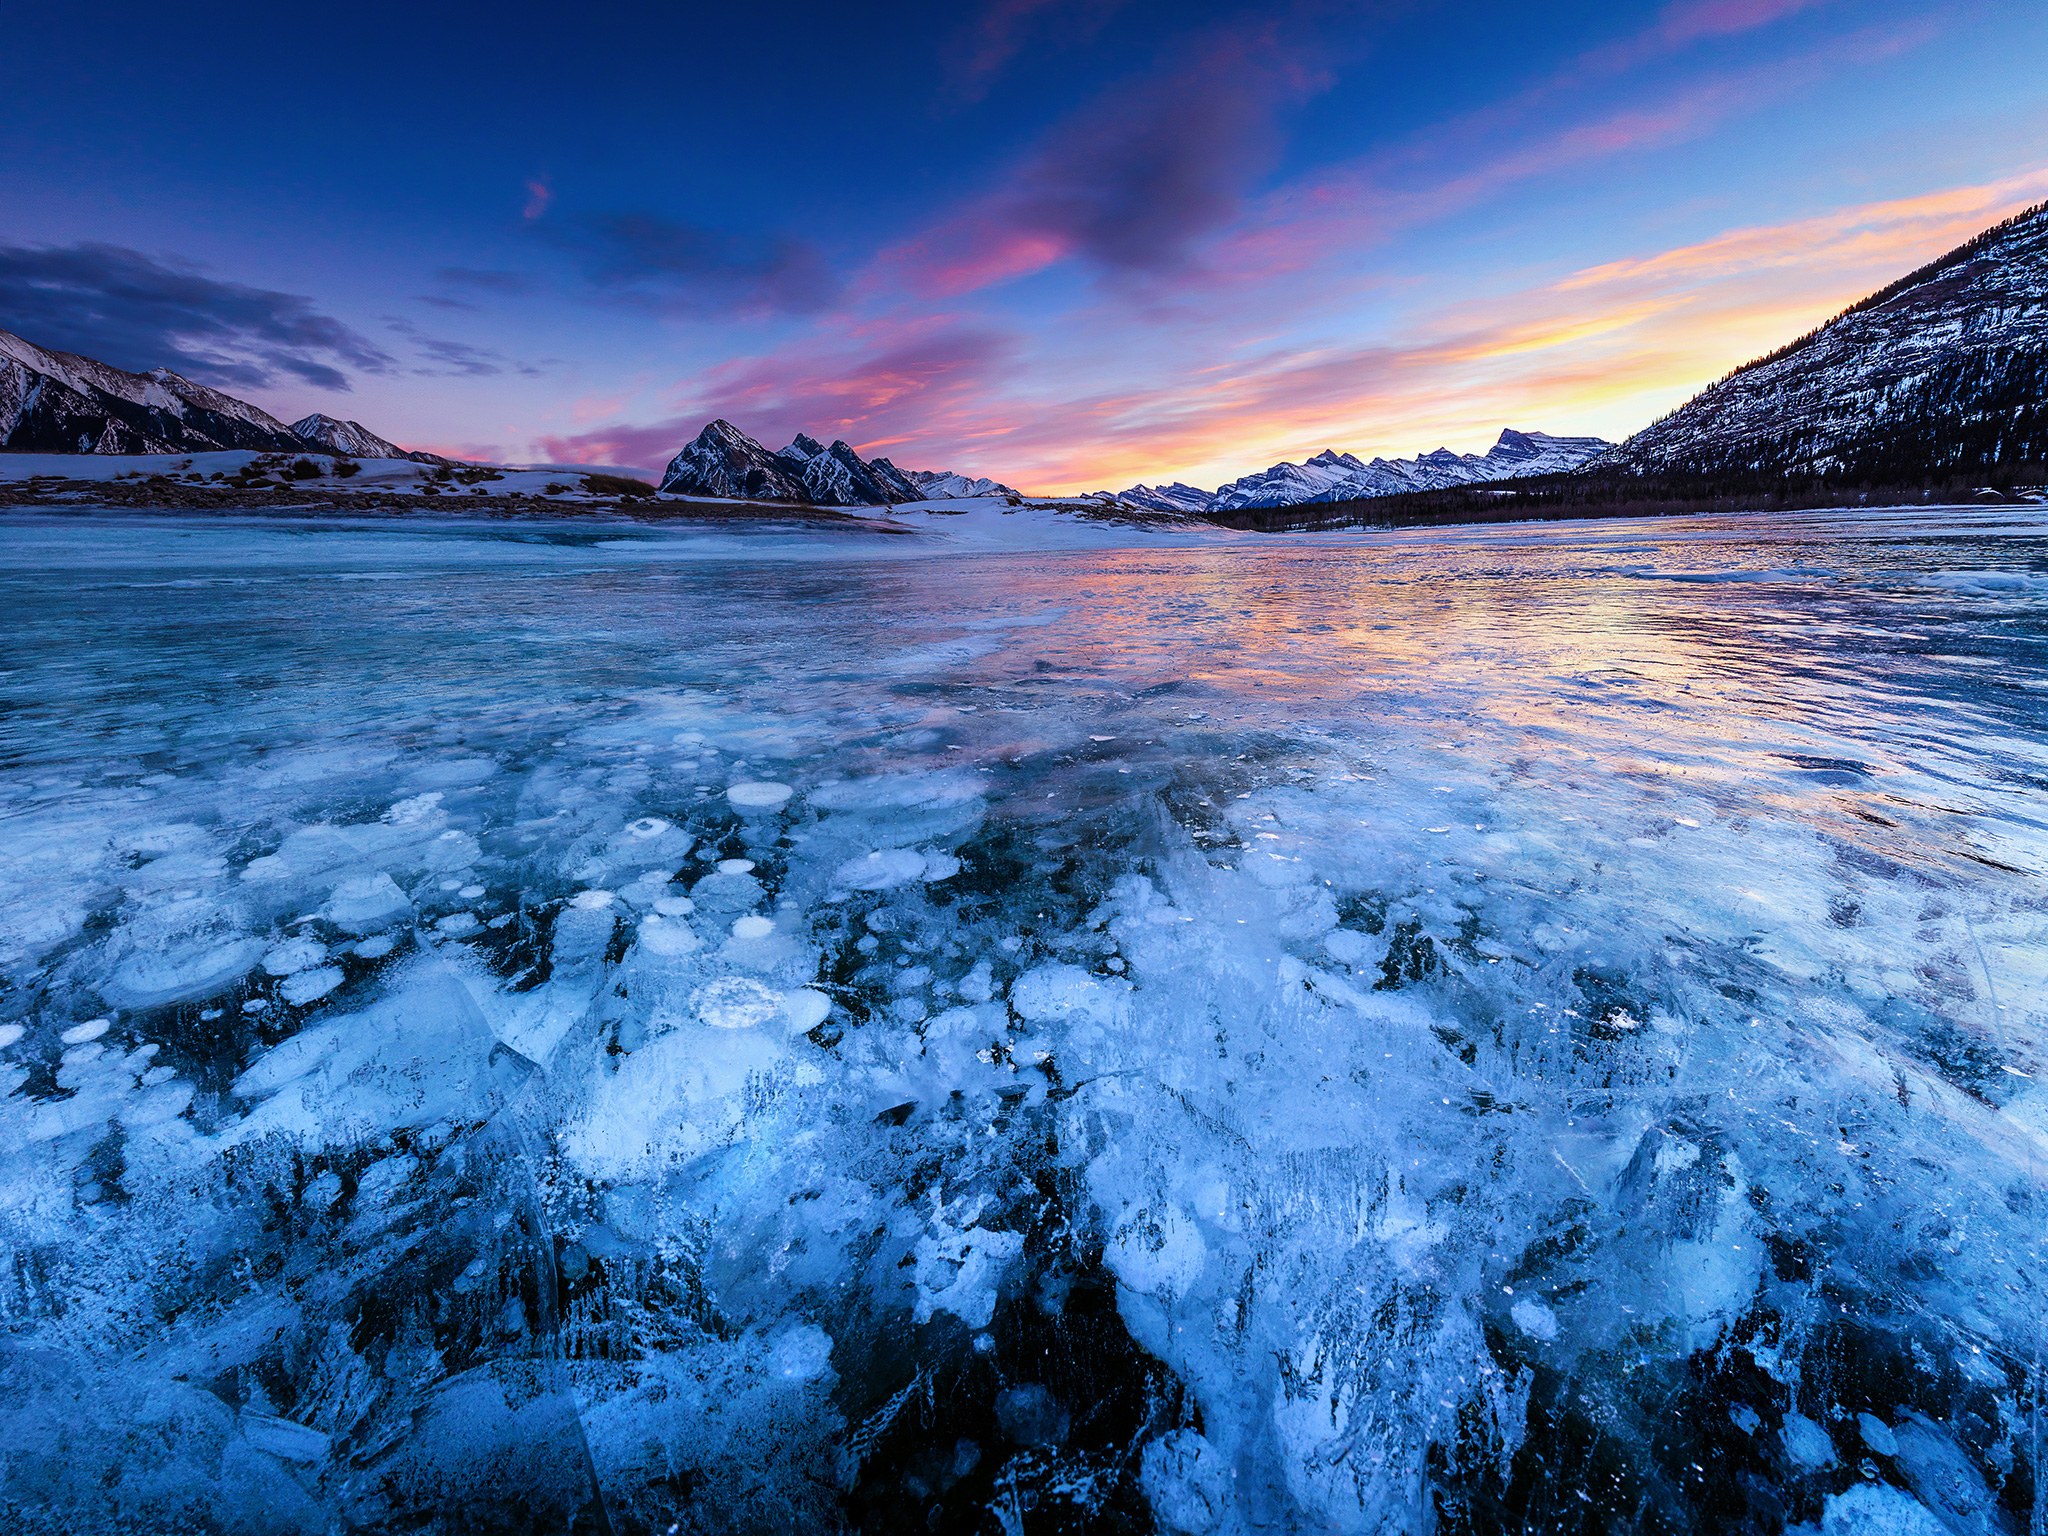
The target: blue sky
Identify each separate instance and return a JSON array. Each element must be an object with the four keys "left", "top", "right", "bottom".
[{"left": 3, "top": 0, "right": 2044, "bottom": 490}]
